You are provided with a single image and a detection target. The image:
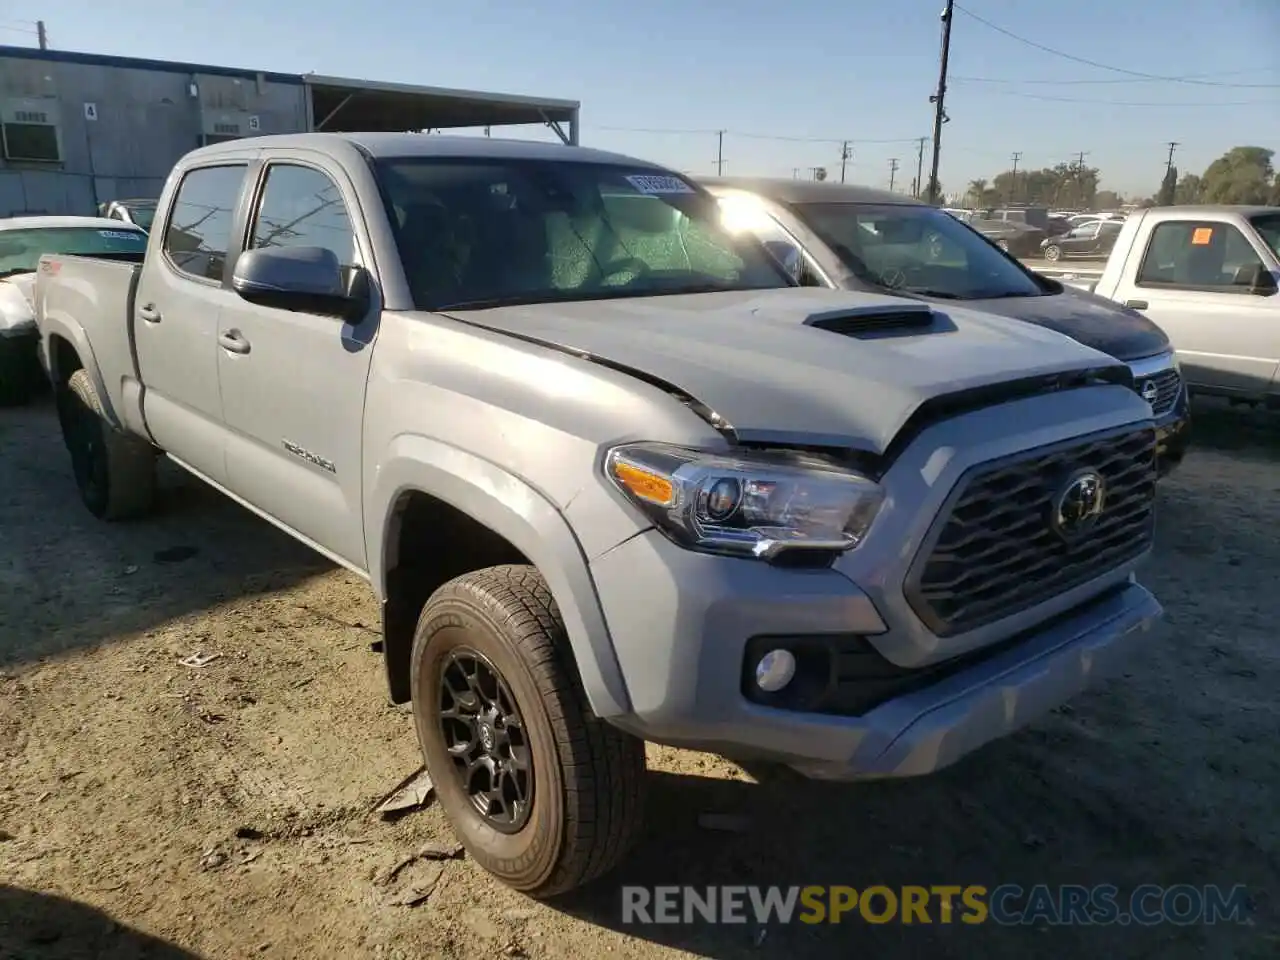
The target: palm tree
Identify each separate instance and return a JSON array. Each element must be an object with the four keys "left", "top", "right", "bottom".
[{"left": 967, "top": 179, "right": 988, "bottom": 208}]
